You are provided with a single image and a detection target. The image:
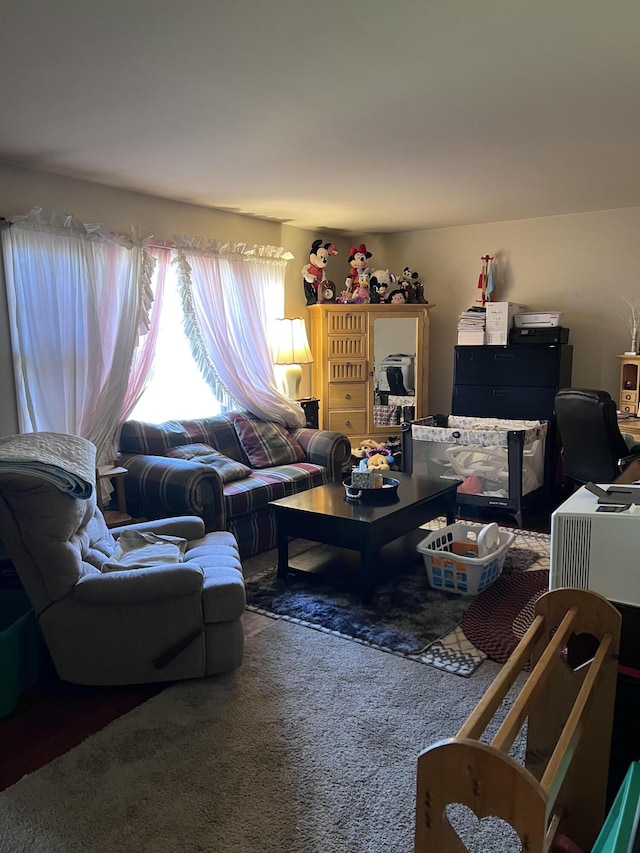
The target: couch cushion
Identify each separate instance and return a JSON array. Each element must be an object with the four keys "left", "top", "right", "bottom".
[
  {"left": 166, "top": 444, "right": 252, "bottom": 483},
  {"left": 232, "top": 417, "right": 305, "bottom": 468},
  {"left": 119, "top": 420, "right": 192, "bottom": 456},
  {"left": 223, "top": 463, "right": 328, "bottom": 518}
]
